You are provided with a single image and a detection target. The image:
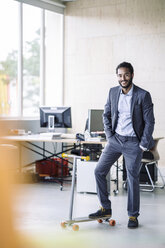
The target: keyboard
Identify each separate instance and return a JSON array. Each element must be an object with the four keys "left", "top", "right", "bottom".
[
  {"left": 39, "top": 132, "right": 61, "bottom": 138},
  {"left": 61, "top": 133, "right": 76, "bottom": 139}
]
